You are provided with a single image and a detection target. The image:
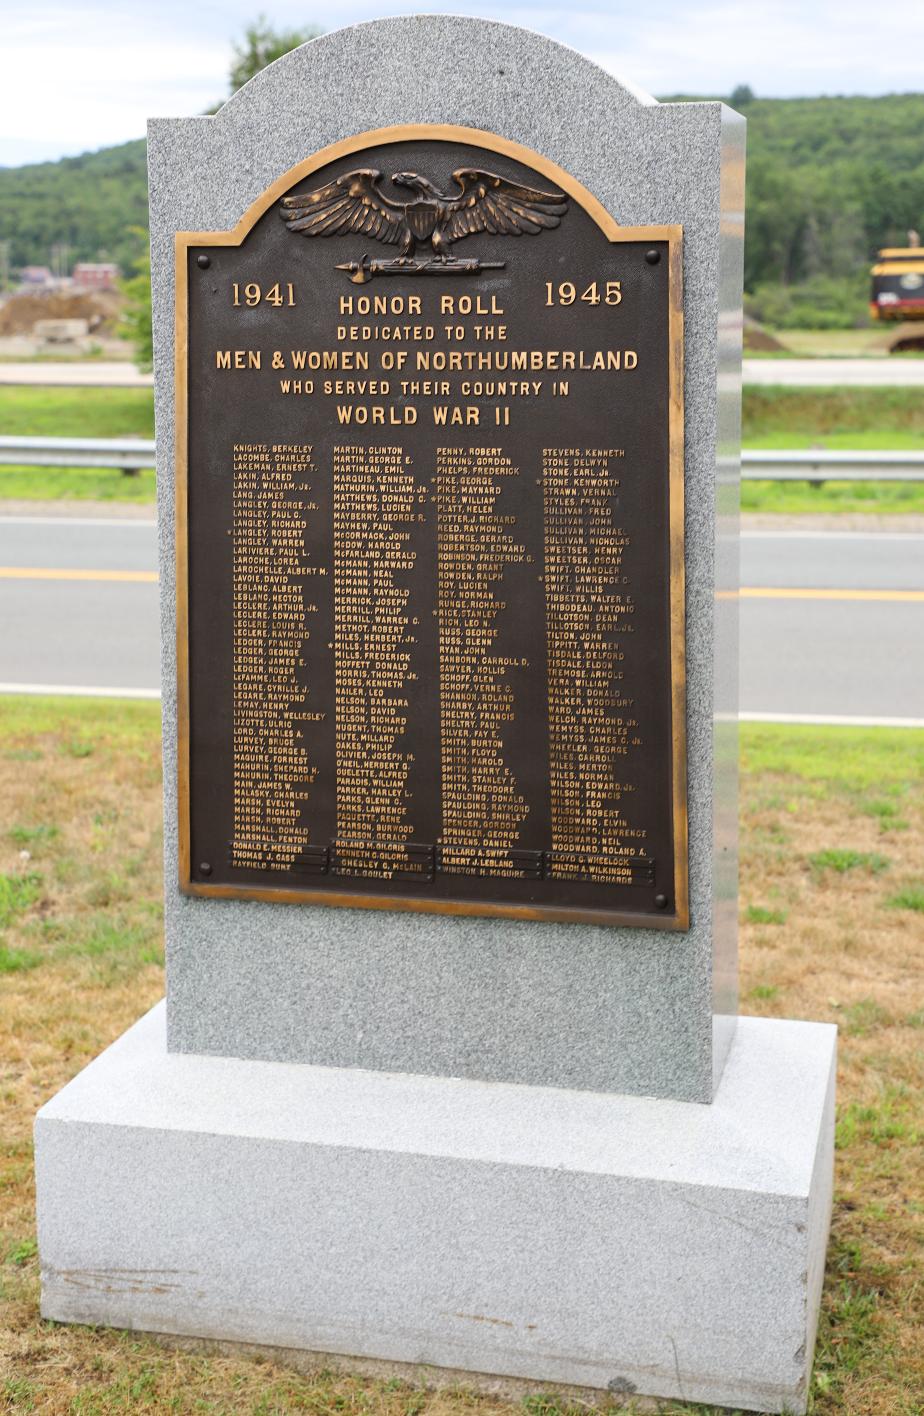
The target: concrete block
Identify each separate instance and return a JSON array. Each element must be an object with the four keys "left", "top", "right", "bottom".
[{"left": 36, "top": 1005, "right": 834, "bottom": 1414}]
